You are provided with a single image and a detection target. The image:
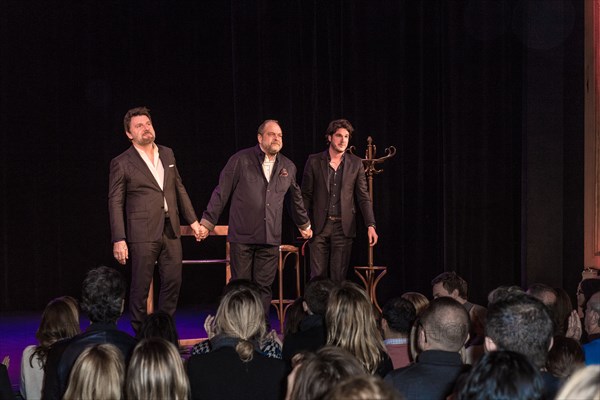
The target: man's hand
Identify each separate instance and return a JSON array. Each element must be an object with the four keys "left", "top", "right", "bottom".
[
  {"left": 113, "top": 240, "right": 128, "bottom": 265},
  {"left": 190, "top": 221, "right": 203, "bottom": 242},
  {"left": 197, "top": 224, "right": 210, "bottom": 241},
  {"left": 299, "top": 227, "right": 313, "bottom": 239},
  {"left": 368, "top": 226, "right": 378, "bottom": 247}
]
